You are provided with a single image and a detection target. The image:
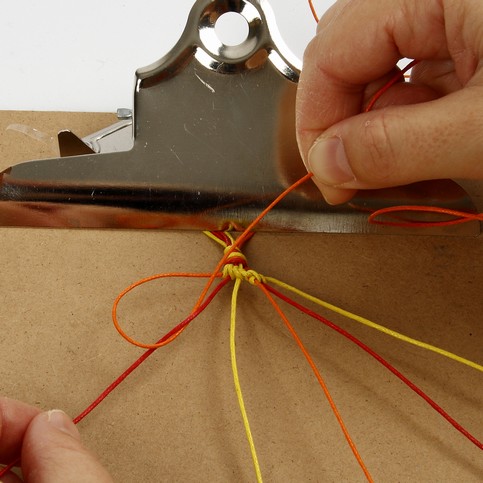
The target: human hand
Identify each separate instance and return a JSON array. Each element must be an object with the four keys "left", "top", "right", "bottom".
[
  {"left": 0, "top": 397, "right": 113, "bottom": 482},
  {"left": 297, "top": 0, "right": 483, "bottom": 204}
]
